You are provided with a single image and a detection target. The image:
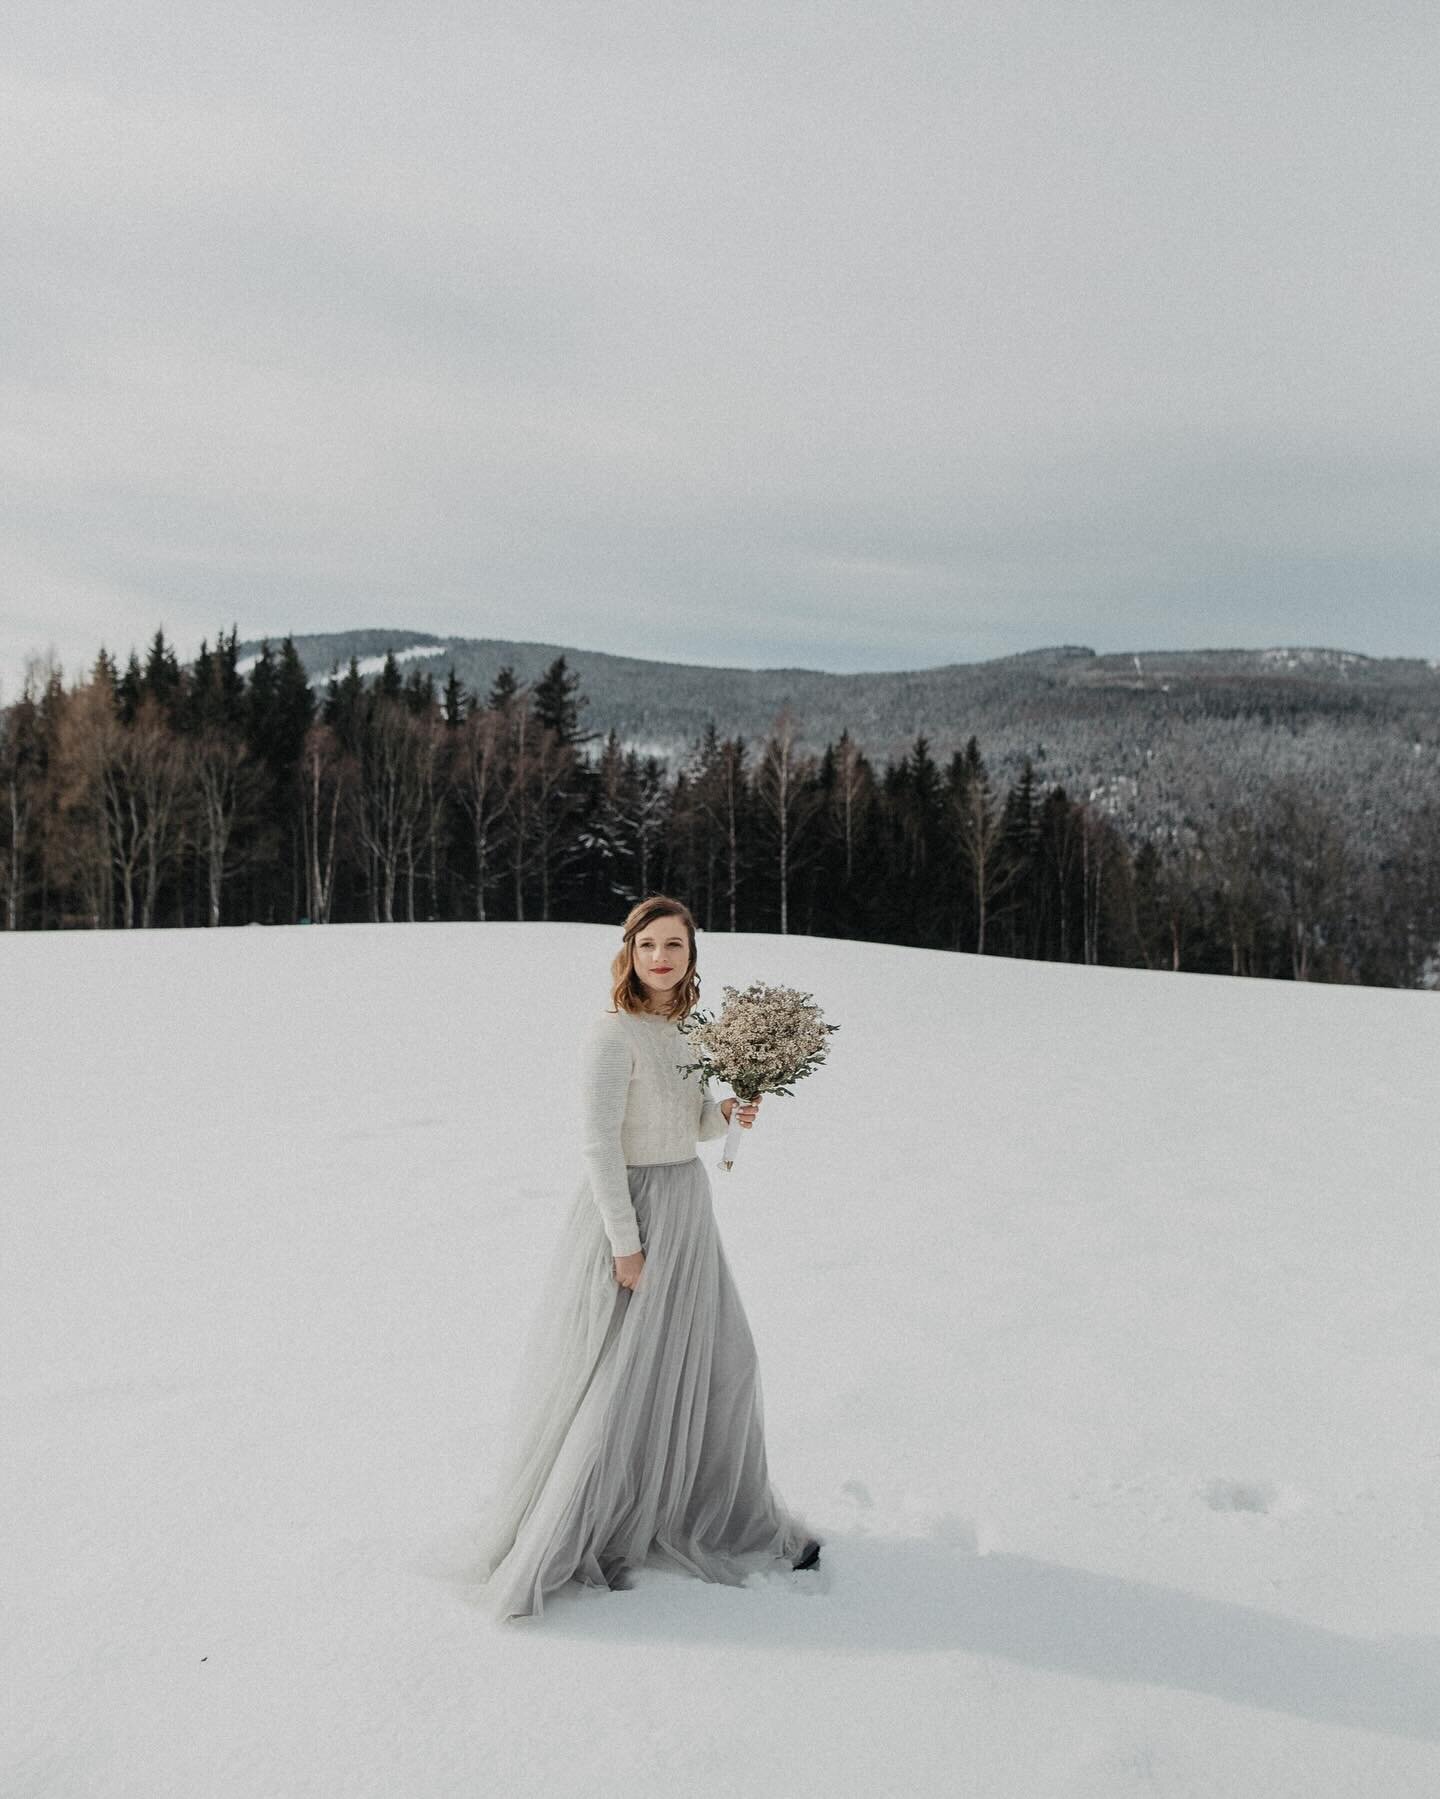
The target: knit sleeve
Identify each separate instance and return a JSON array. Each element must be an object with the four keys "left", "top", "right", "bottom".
[
  {"left": 578, "top": 1013, "right": 642, "bottom": 1257},
  {"left": 697, "top": 1084, "right": 728, "bottom": 1142}
]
